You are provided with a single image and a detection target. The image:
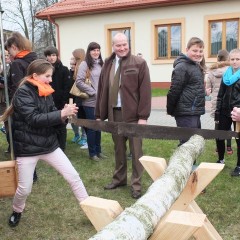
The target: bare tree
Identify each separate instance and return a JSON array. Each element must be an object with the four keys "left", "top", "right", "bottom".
[{"left": 1, "top": 0, "right": 58, "bottom": 54}]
